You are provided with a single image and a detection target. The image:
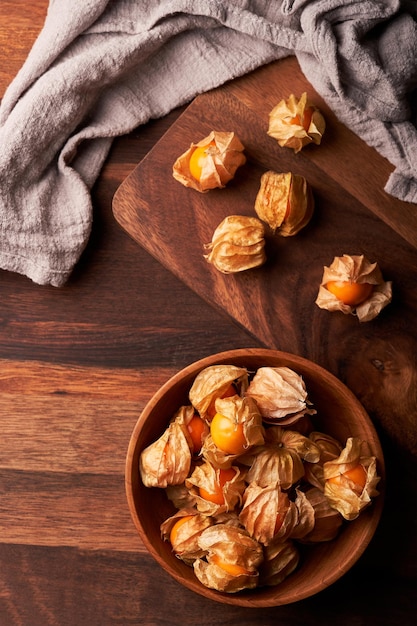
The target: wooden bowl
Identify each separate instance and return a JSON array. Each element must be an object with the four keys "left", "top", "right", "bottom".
[{"left": 125, "top": 348, "right": 384, "bottom": 607}]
